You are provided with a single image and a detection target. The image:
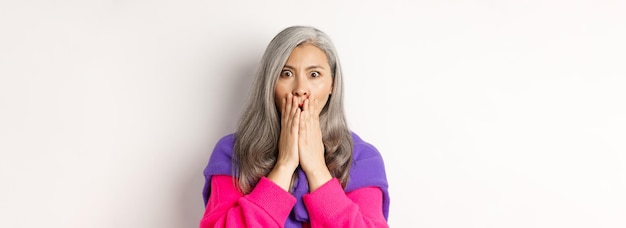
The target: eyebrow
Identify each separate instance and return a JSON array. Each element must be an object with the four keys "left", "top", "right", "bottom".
[{"left": 283, "top": 65, "right": 325, "bottom": 71}]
